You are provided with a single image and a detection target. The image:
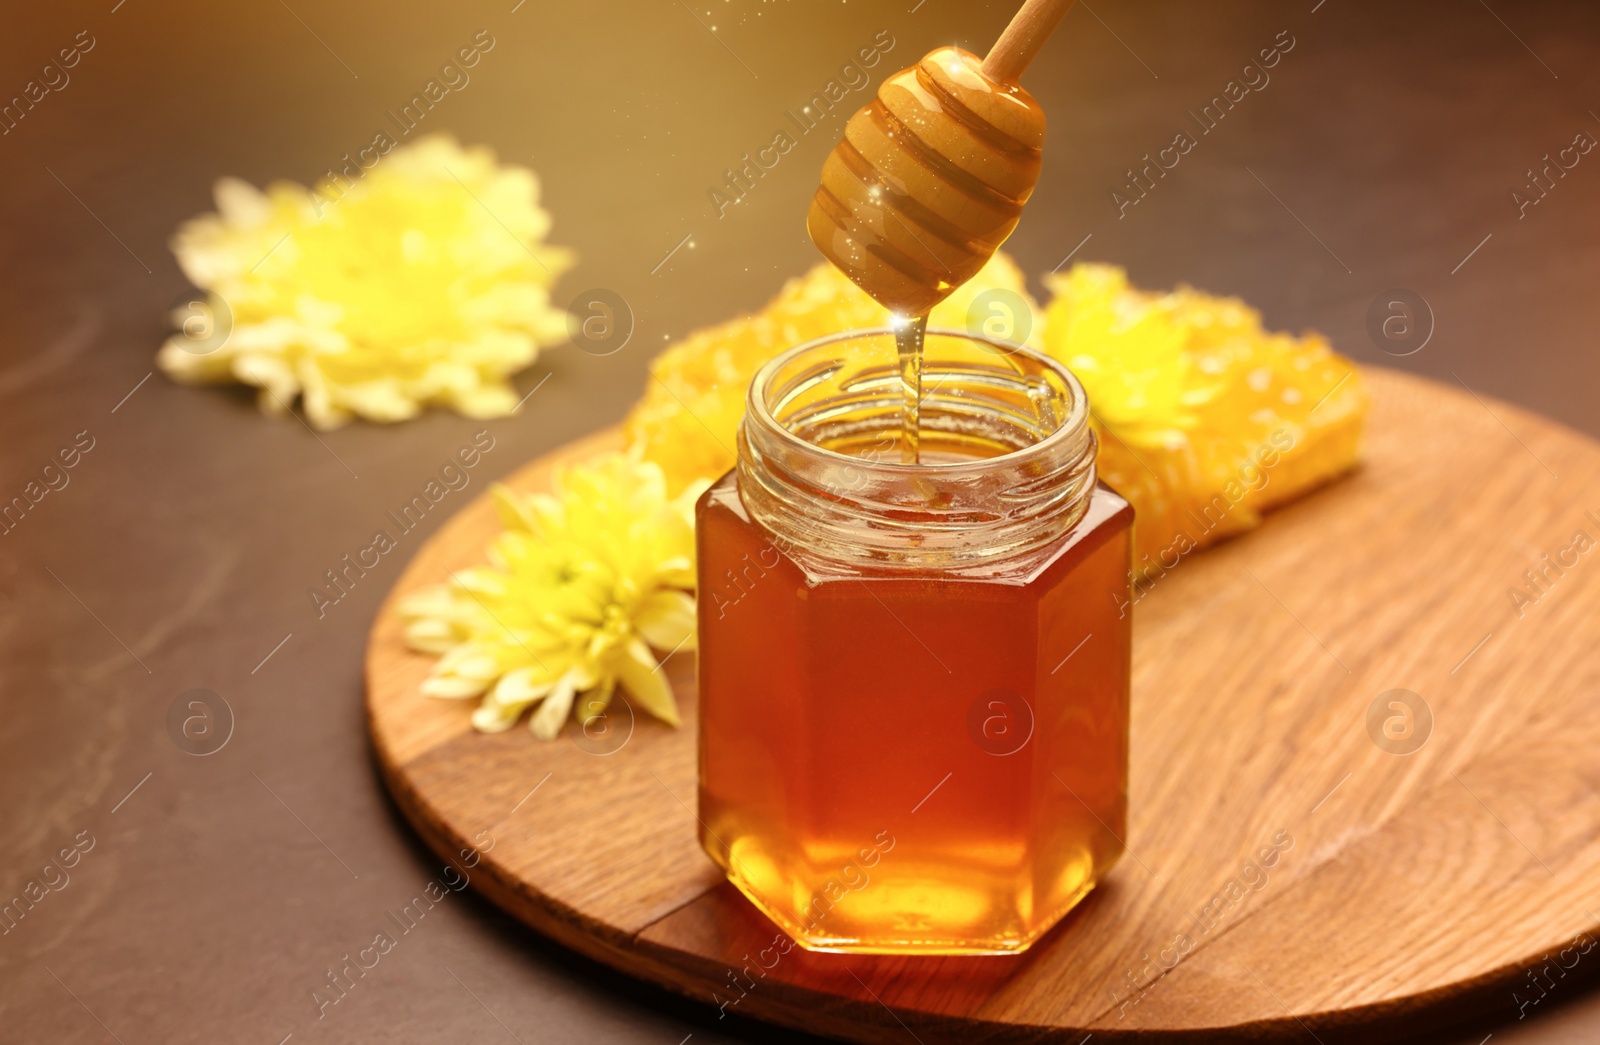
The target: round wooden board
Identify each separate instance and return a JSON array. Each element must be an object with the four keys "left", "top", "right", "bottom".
[{"left": 366, "top": 367, "right": 1600, "bottom": 1043}]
